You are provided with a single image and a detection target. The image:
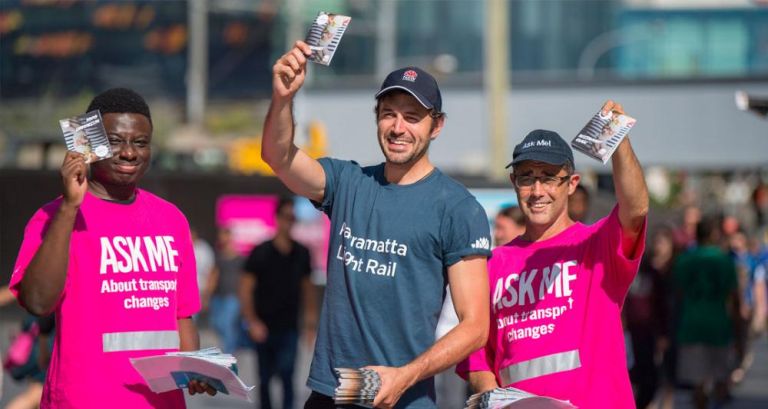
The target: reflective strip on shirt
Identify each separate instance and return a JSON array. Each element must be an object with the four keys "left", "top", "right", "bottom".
[
  {"left": 499, "top": 349, "right": 581, "bottom": 385},
  {"left": 102, "top": 330, "right": 179, "bottom": 353}
]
